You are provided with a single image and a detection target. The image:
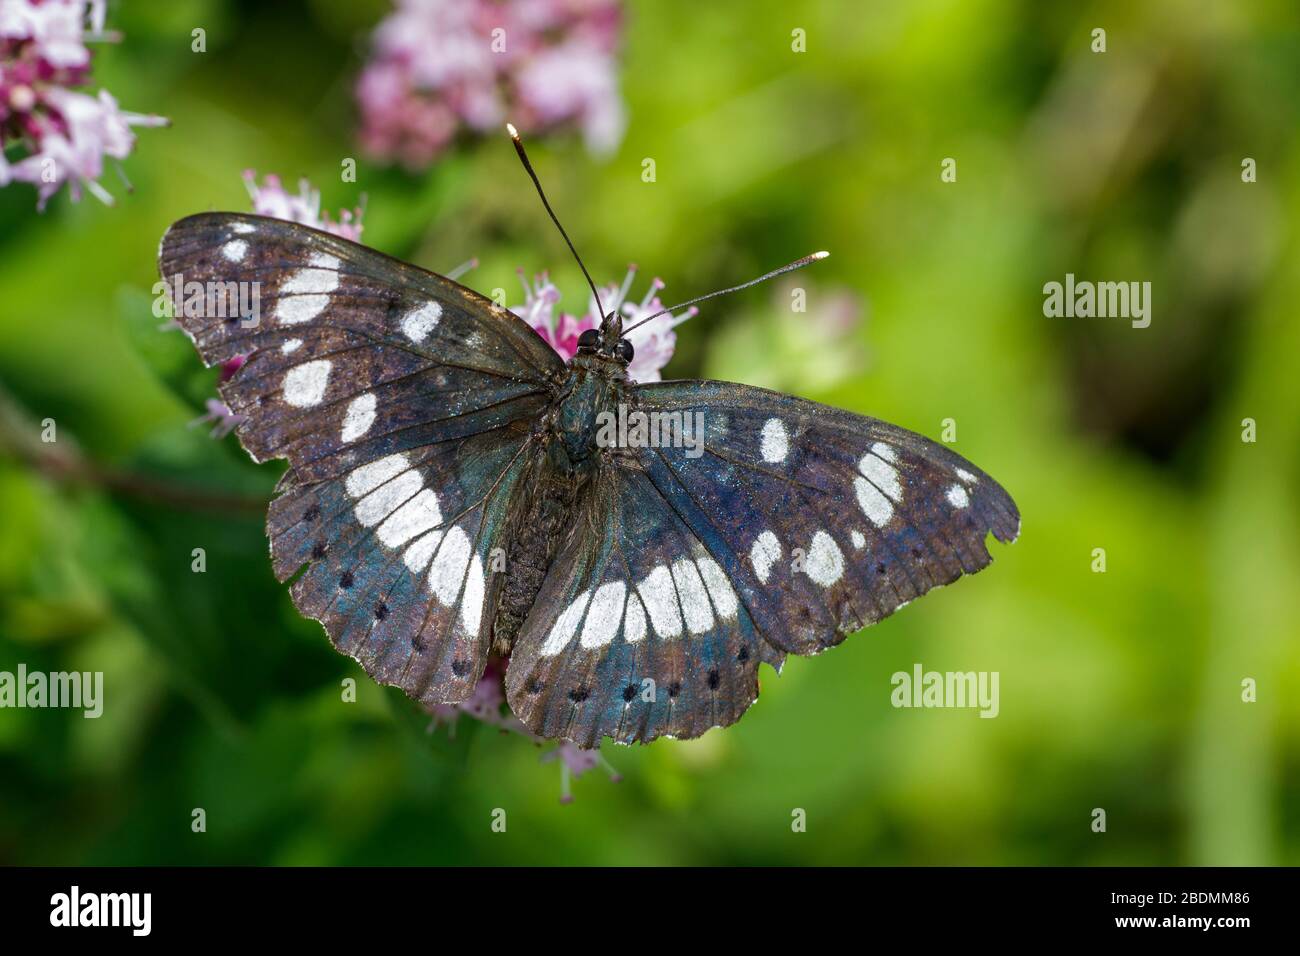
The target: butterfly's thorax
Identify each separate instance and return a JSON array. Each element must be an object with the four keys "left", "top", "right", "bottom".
[
  {"left": 550, "top": 354, "right": 626, "bottom": 471},
  {"left": 491, "top": 354, "right": 629, "bottom": 656}
]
